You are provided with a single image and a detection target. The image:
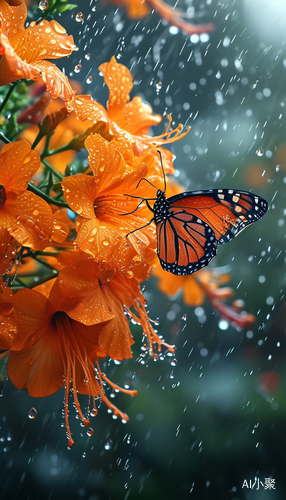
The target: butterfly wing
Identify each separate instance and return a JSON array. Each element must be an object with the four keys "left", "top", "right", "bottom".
[
  {"left": 156, "top": 211, "right": 217, "bottom": 275},
  {"left": 167, "top": 189, "right": 268, "bottom": 245}
]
